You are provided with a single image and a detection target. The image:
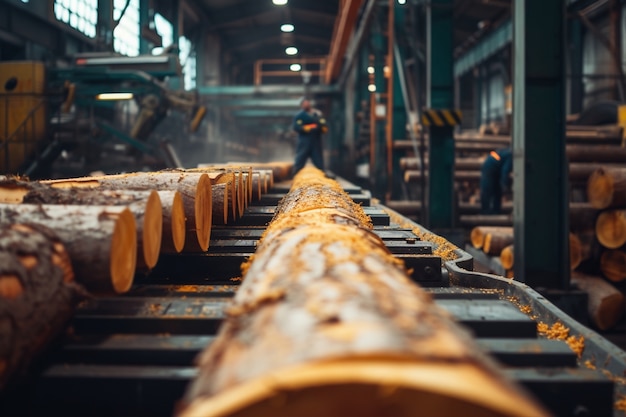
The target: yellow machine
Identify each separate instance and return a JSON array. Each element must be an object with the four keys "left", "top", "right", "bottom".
[{"left": 0, "top": 62, "right": 47, "bottom": 174}]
